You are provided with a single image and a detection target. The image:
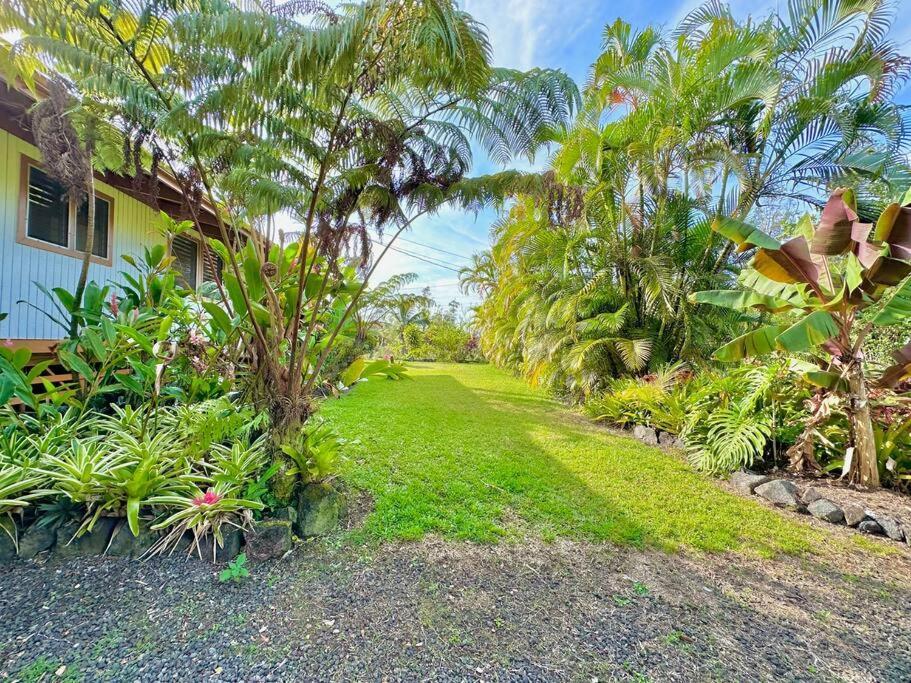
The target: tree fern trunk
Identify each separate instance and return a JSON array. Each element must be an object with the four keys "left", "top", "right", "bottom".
[{"left": 70, "top": 167, "right": 95, "bottom": 339}]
